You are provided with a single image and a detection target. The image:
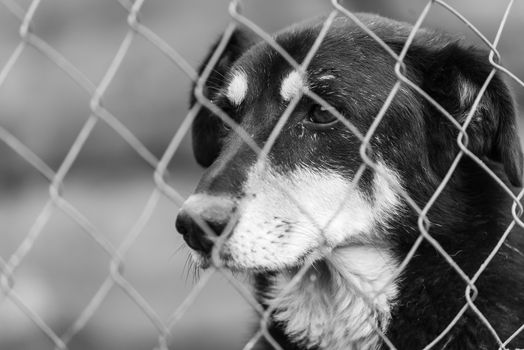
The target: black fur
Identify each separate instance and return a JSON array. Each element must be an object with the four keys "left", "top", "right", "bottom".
[
  {"left": 186, "top": 14, "right": 524, "bottom": 349},
  {"left": 190, "top": 29, "right": 258, "bottom": 167}
]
